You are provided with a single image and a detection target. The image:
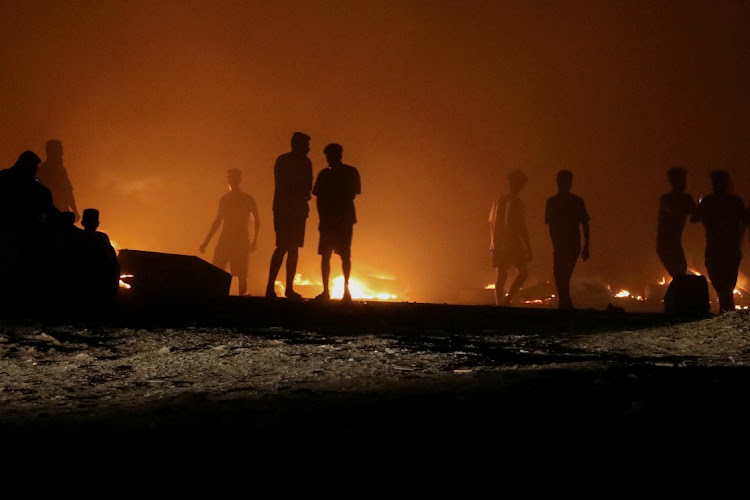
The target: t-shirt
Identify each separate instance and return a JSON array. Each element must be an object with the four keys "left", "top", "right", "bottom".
[
  {"left": 216, "top": 191, "right": 258, "bottom": 247},
  {"left": 312, "top": 164, "right": 361, "bottom": 227},
  {"left": 273, "top": 152, "right": 313, "bottom": 218},
  {"left": 693, "top": 193, "right": 747, "bottom": 259},
  {"left": 544, "top": 192, "right": 590, "bottom": 252},
  {"left": 489, "top": 194, "right": 526, "bottom": 253}
]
